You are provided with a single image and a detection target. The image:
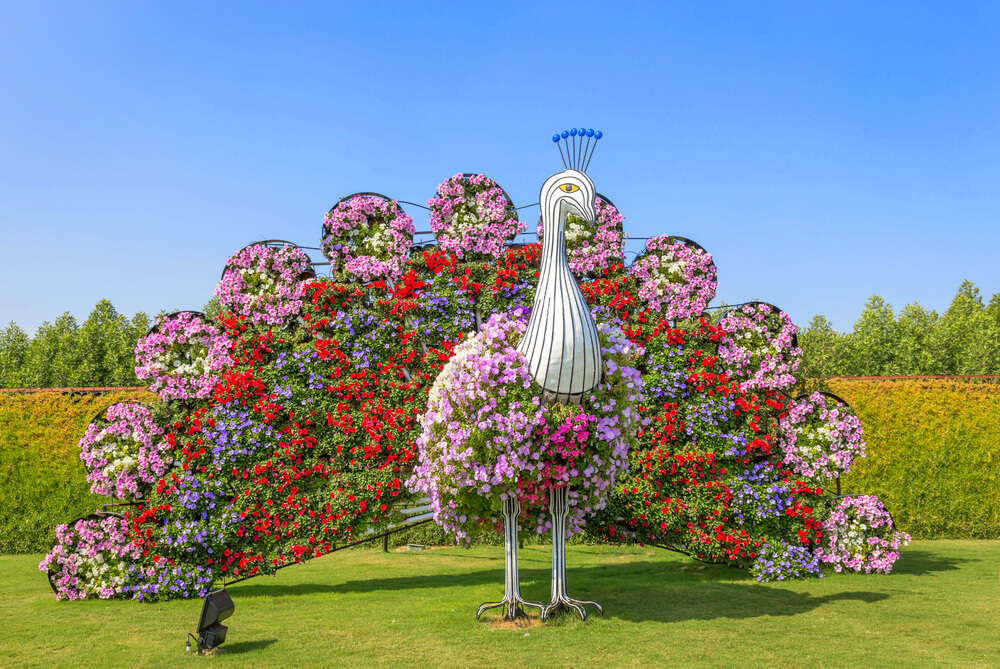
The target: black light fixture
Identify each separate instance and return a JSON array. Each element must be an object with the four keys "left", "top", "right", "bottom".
[{"left": 187, "top": 588, "right": 235, "bottom": 653}]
